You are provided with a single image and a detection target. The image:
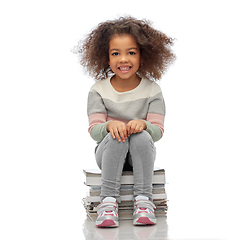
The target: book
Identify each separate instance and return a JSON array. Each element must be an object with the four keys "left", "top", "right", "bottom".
[
  {"left": 82, "top": 166, "right": 168, "bottom": 221},
  {"left": 82, "top": 198, "right": 168, "bottom": 221},
  {"left": 85, "top": 193, "right": 167, "bottom": 203},
  {"left": 83, "top": 167, "right": 165, "bottom": 186},
  {"left": 89, "top": 184, "right": 165, "bottom": 196}
]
